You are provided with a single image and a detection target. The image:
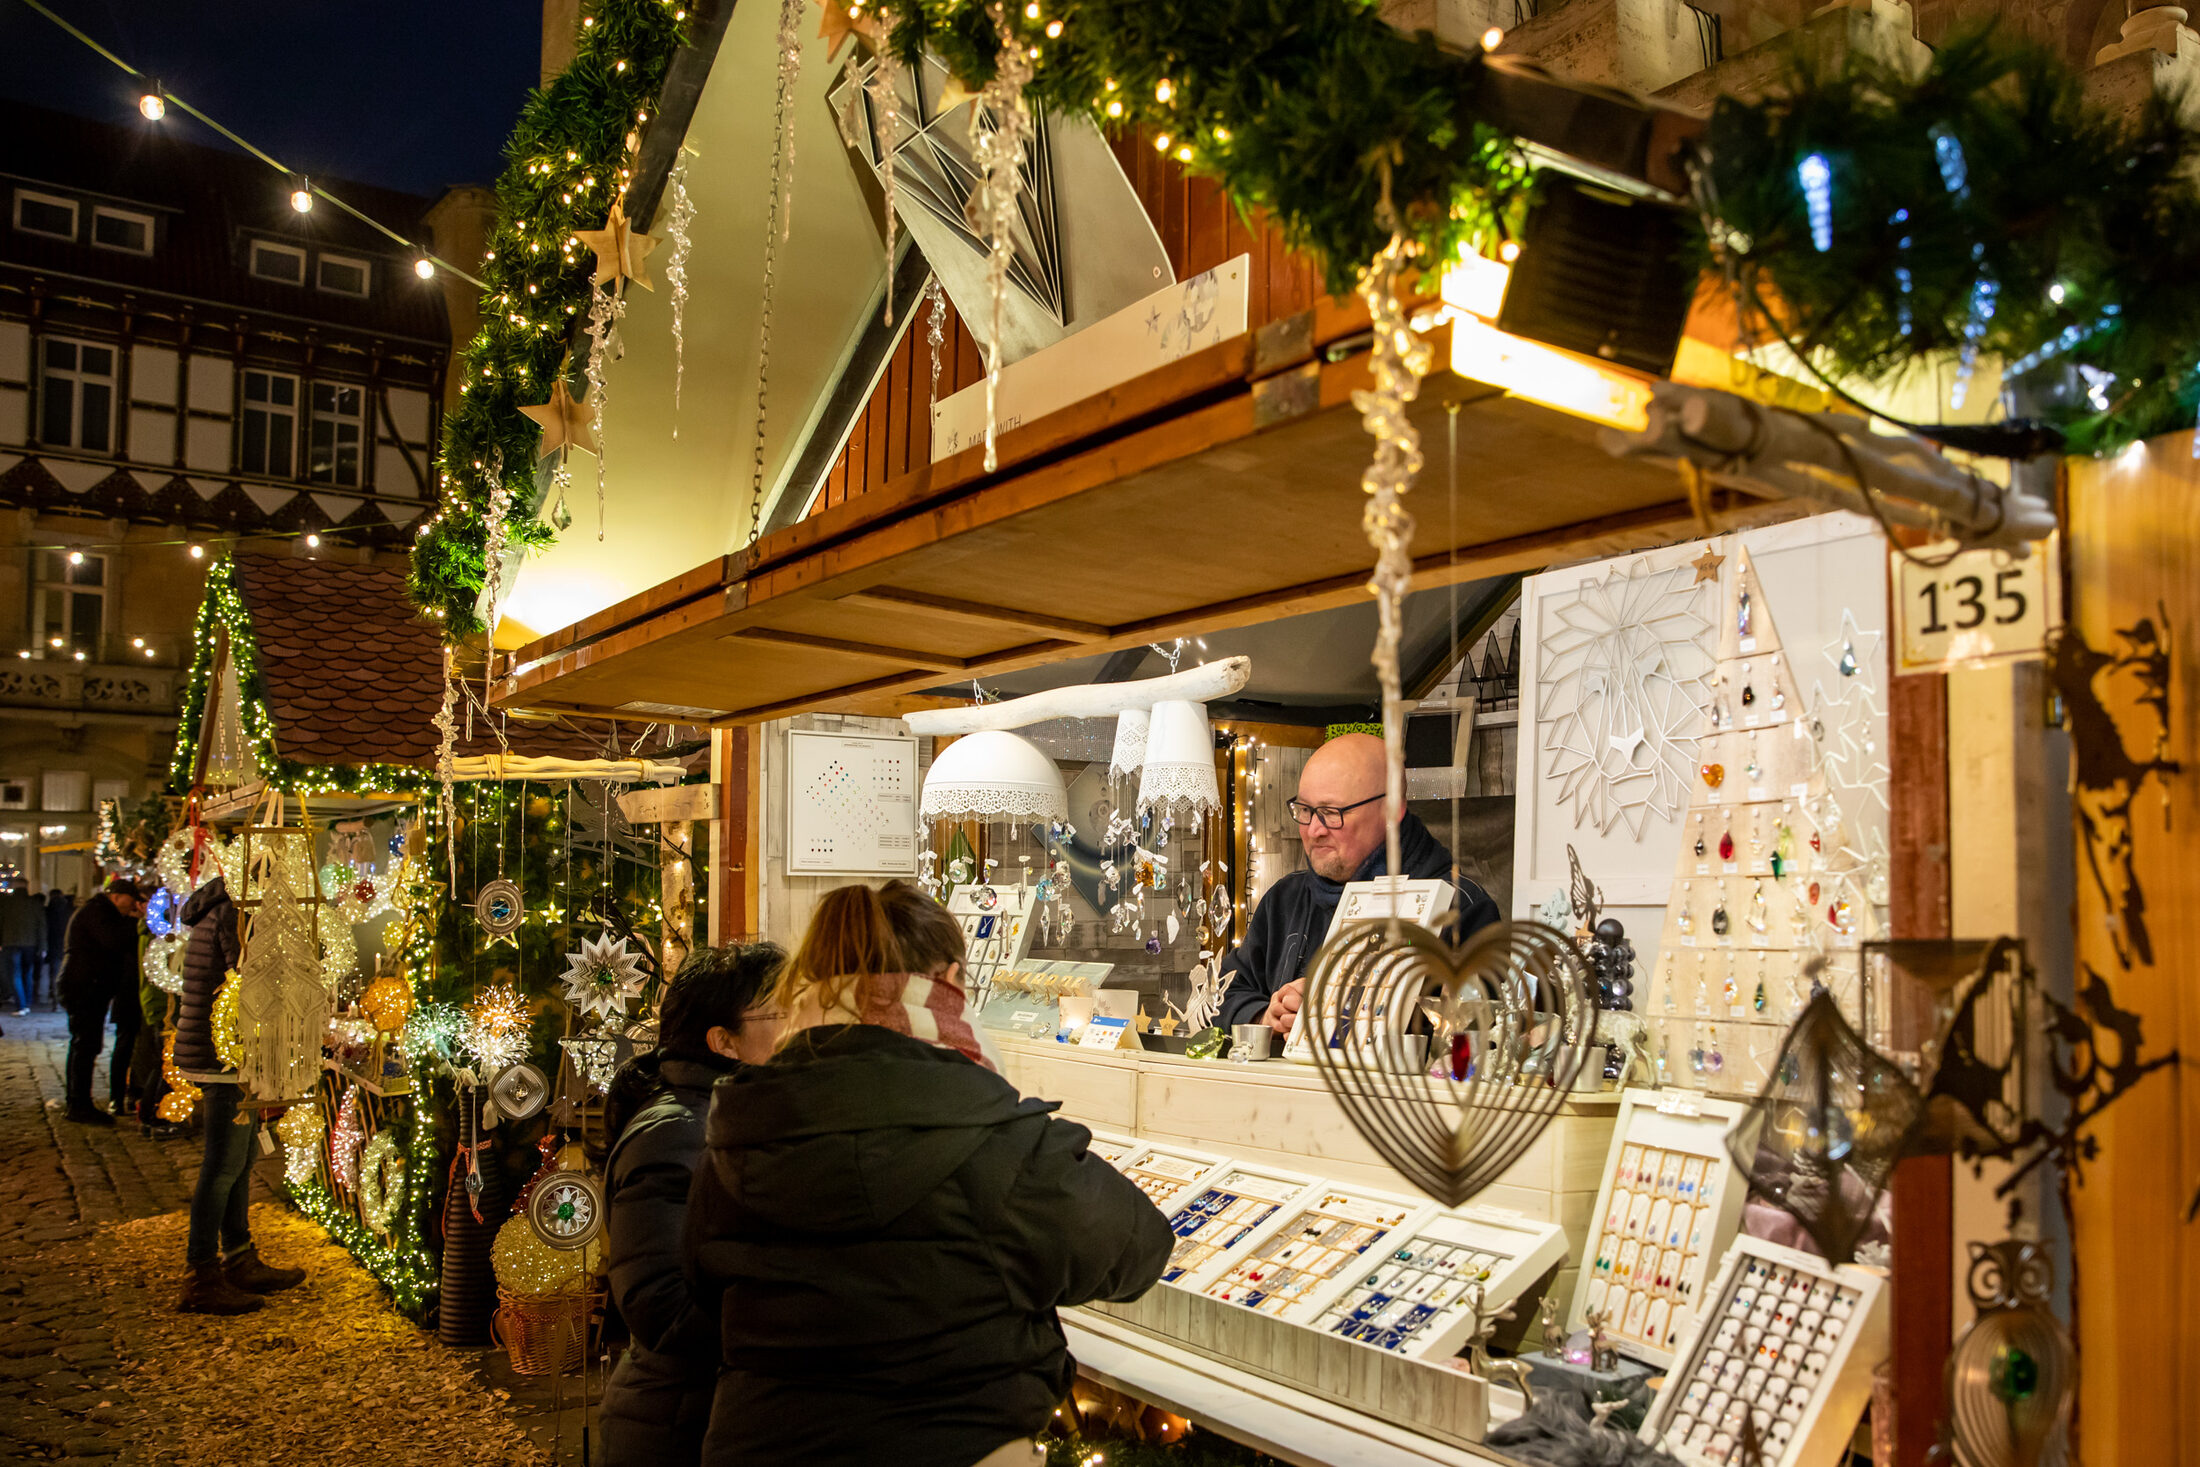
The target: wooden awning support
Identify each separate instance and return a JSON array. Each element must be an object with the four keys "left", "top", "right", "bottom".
[{"left": 494, "top": 302, "right": 1800, "bottom": 727}]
